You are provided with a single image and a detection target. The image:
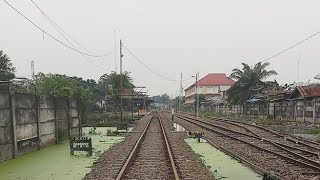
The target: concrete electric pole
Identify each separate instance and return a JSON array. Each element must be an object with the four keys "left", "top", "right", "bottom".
[{"left": 120, "top": 40, "right": 123, "bottom": 122}]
